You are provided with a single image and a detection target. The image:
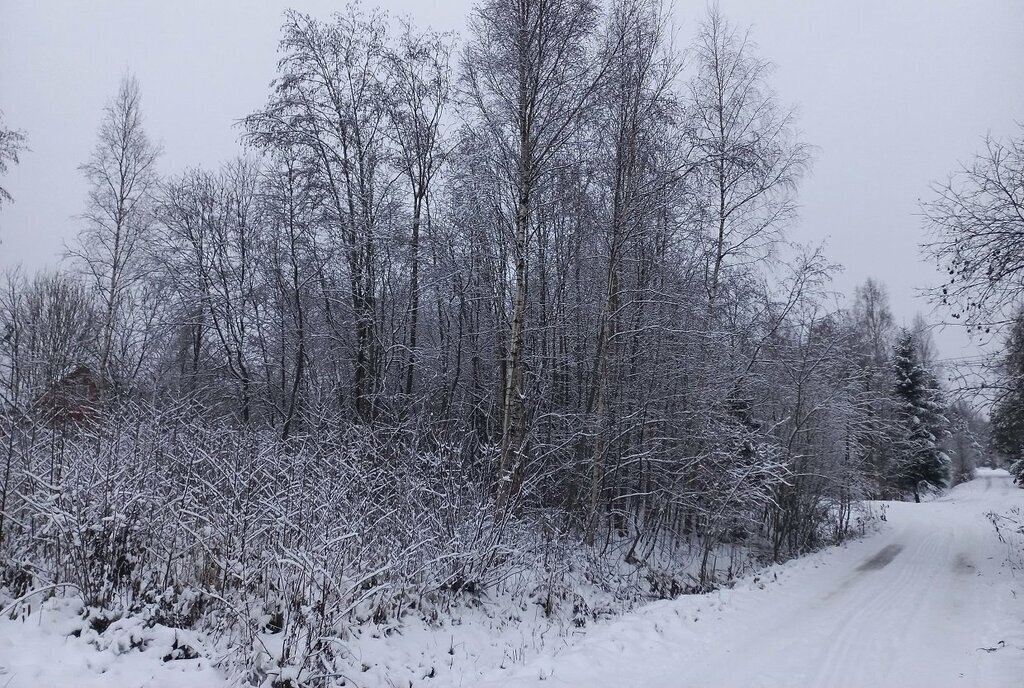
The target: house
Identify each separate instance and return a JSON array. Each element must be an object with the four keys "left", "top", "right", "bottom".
[{"left": 33, "top": 365, "right": 102, "bottom": 426}]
